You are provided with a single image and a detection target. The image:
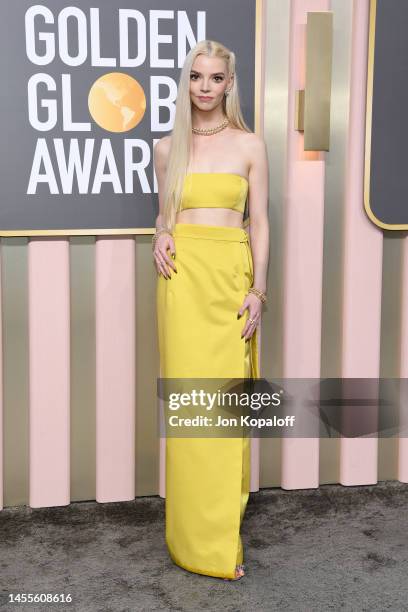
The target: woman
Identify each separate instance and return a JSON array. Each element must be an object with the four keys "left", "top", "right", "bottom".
[{"left": 153, "top": 40, "right": 269, "bottom": 581}]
